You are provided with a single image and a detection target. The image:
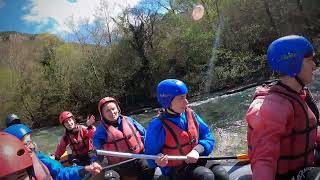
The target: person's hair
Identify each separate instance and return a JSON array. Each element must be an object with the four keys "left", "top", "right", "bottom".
[
  {"left": 304, "top": 52, "right": 314, "bottom": 58},
  {"left": 278, "top": 72, "right": 287, "bottom": 78}
]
